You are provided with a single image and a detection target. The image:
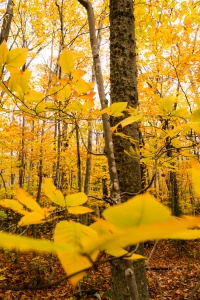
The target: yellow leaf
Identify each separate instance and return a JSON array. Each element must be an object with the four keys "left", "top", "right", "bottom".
[
  {"left": 72, "top": 78, "right": 92, "bottom": 94},
  {"left": 67, "top": 100, "right": 83, "bottom": 111},
  {"left": 103, "top": 193, "right": 172, "bottom": 229},
  {"left": 188, "top": 122, "right": 200, "bottom": 135},
  {"left": 16, "top": 188, "right": 44, "bottom": 214},
  {"left": 59, "top": 49, "right": 75, "bottom": 74},
  {"left": 8, "top": 70, "right": 31, "bottom": 94},
  {"left": 84, "top": 217, "right": 200, "bottom": 257},
  {"left": 18, "top": 211, "right": 48, "bottom": 226},
  {"left": 169, "top": 229, "right": 200, "bottom": 240},
  {"left": 0, "top": 276, "right": 6, "bottom": 281},
  {"left": 6, "top": 48, "right": 28, "bottom": 68},
  {"left": 72, "top": 69, "right": 86, "bottom": 79},
  {"left": 0, "top": 232, "right": 70, "bottom": 253},
  {"left": 158, "top": 96, "right": 174, "bottom": 114},
  {"left": 25, "top": 90, "right": 45, "bottom": 103},
  {"left": 56, "top": 84, "right": 71, "bottom": 101},
  {"left": 120, "top": 114, "right": 143, "bottom": 128},
  {"left": 99, "top": 102, "right": 128, "bottom": 117},
  {"left": 68, "top": 206, "right": 93, "bottom": 214},
  {"left": 0, "top": 199, "right": 27, "bottom": 215},
  {"left": 0, "top": 81, "right": 10, "bottom": 94},
  {"left": 106, "top": 246, "right": 144, "bottom": 260},
  {"left": 35, "top": 101, "right": 47, "bottom": 114},
  {"left": 65, "top": 192, "right": 87, "bottom": 206},
  {"left": 90, "top": 221, "right": 144, "bottom": 260},
  {"left": 0, "top": 40, "right": 9, "bottom": 66},
  {"left": 43, "top": 178, "right": 66, "bottom": 207},
  {"left": 54, "top": 221, "right": 98, "bottom": 286}
]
